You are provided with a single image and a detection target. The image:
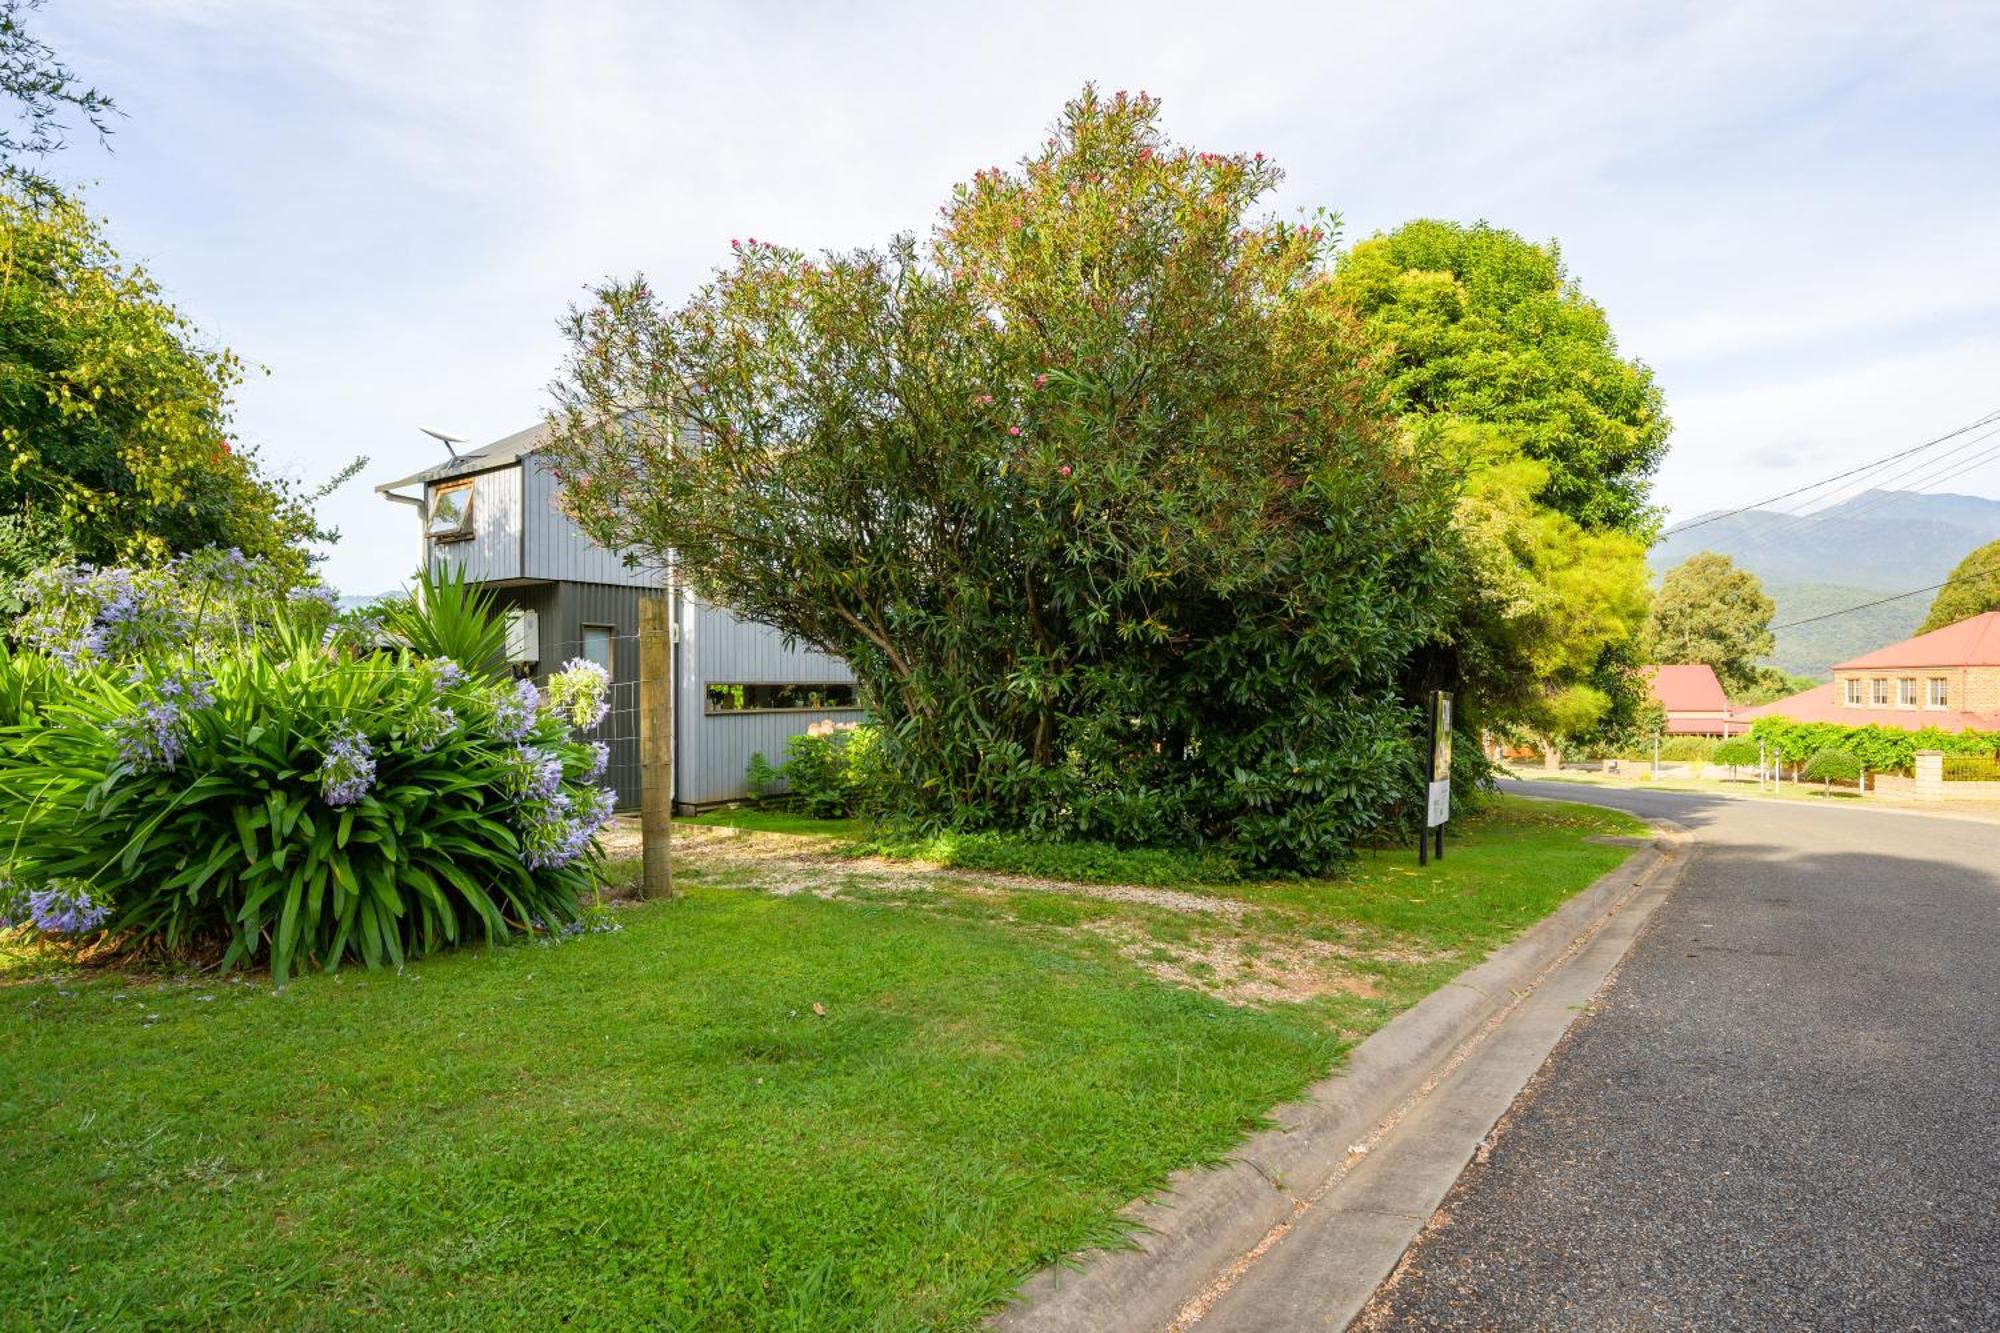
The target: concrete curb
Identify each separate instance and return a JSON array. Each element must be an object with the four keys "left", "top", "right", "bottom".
[{"left": 993, "top": 821, "right": 1689, "bottom": 1333}]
